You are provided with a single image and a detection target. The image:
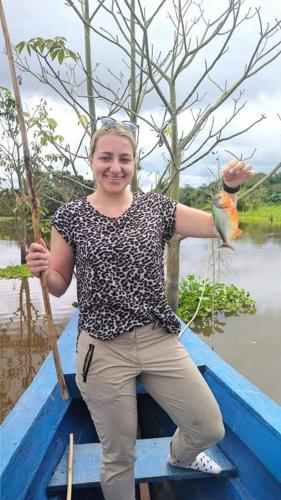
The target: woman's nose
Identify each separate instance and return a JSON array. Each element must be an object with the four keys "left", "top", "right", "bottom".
[{"left": 109, "top": 158, "right": 122, "bottom": 172}]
